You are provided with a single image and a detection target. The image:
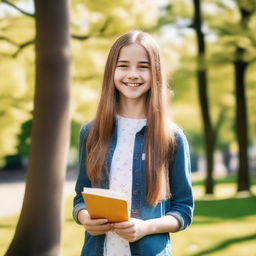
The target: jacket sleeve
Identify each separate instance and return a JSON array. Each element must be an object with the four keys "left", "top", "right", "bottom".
[
  {"left": 72, "top": 122, "right": 92, "bottom": 224},
  {"left": 166, "top": 127, "right": 194, "bottom": 231}
]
